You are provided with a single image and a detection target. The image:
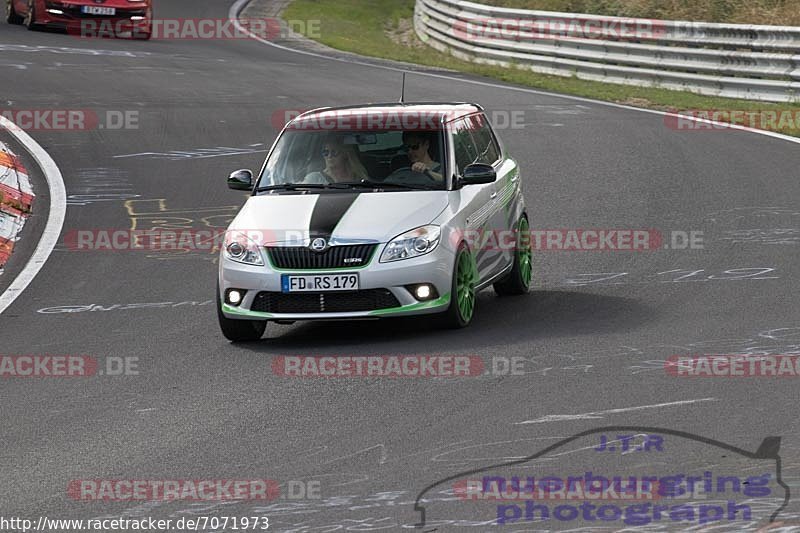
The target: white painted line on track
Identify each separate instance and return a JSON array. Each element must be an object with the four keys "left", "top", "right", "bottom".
[
  {"left": 229, "top": 0, "right": 800, "bottom": 147},
  {"left": 0, "top": 117, "right": 66, "bottom": 315}
]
